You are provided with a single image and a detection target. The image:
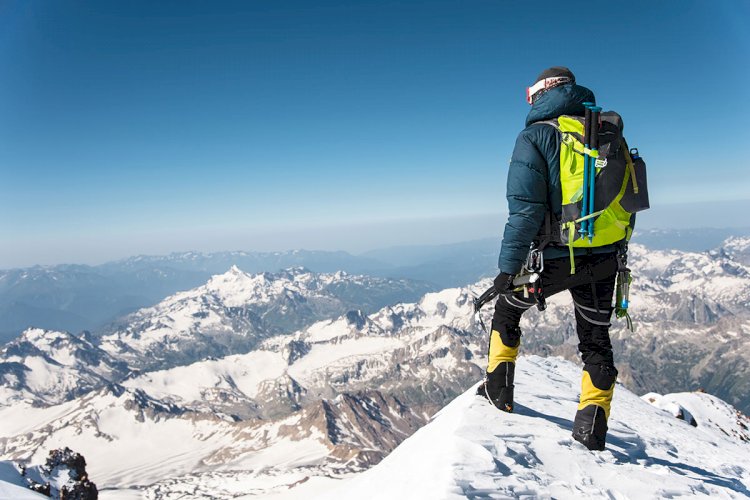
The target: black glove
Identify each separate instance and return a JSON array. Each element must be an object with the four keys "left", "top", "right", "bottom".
[{"left": 493, "top": 272, "right": 516, "bottom": 295}]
